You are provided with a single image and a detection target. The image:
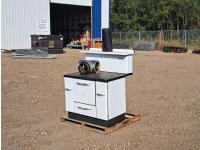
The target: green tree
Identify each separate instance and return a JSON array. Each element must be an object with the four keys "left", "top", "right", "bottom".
[{"left": 110, "top": 0, "right": 200, "bottom": 31}]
